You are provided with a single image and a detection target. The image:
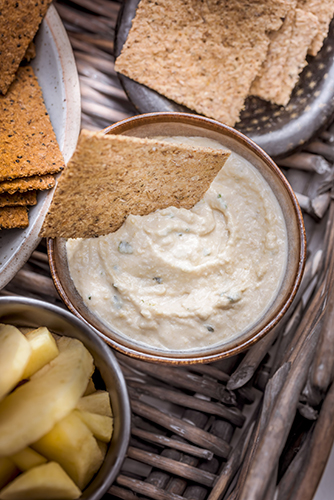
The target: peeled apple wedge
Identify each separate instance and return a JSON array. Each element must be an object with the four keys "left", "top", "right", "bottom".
[
  {"left": 76, "top": 390, "right": 112, "bottom": 417},
  {"left": 0, "top": 458, "right": 19, "bottom": 490},
  {"left": 22, "top": 327, "right": 59, "bottom": 379},
  {"left": 32, "top": 411, "right": 104, "bottom": 490},
  {"left": 83, "top": 378, "right": 96, "bottom": 396},
  {"left": 0, "top": 325, "right": 31, "bottom": 402},
  {"left": 75, "top": 409, "right": 113, "bottom": 443},
  {"left": 10, "top": 448, "right": 46, "bottom": 472},
  {"left": 0, "top": 337, "right": 94, "bottom": 456},
  {"left": 0, "top": 462, "right": 81, "bottom": 499}
]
